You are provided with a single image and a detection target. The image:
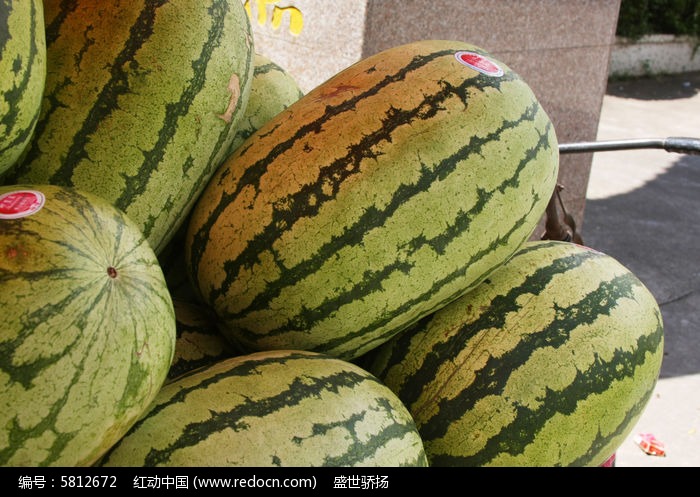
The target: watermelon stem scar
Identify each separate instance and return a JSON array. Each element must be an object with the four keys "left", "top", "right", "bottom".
[{"left": 107, "top": 267, "right": 118, "bottom": 278}]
